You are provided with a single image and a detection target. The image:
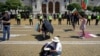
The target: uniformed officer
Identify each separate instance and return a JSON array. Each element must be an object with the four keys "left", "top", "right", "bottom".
[
  {"left": 29, "top": 14, "right": 33, "bottom": 25},
  {"left": 58, "top": 13, "right": 62, "bottom": 25},
  {"left": 87, "top": 14, "right": 91, "bottom": 25},
  {"left": 95, "top": 14, "right": 100, "bottom": 25},
  {"left": 48, "top": 15, "right": 52, "bottom": 24},
  {"left": 39, "top": 14, "right": 43, "bottom": 24},
  {"left": 17, "top": 13, "right": 21, "bottom": 25}
]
